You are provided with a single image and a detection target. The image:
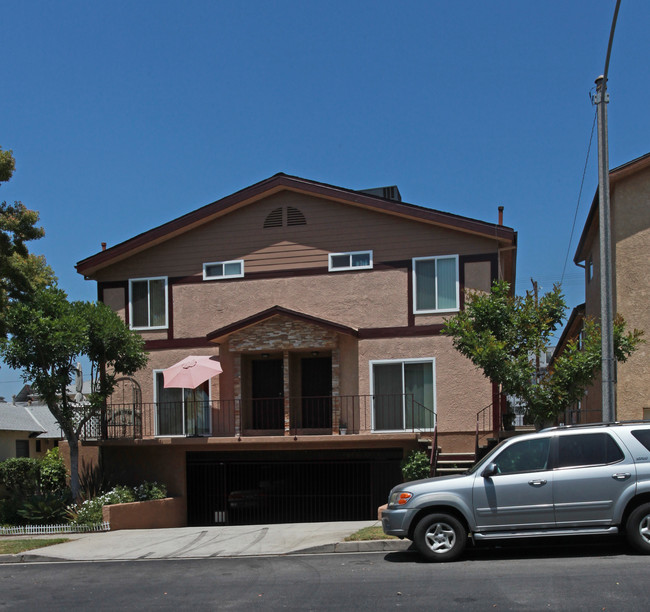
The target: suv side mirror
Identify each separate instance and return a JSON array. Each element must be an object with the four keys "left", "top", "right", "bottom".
[{"left": 482, "top": 462, "right": 498, "bottom": 478}]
